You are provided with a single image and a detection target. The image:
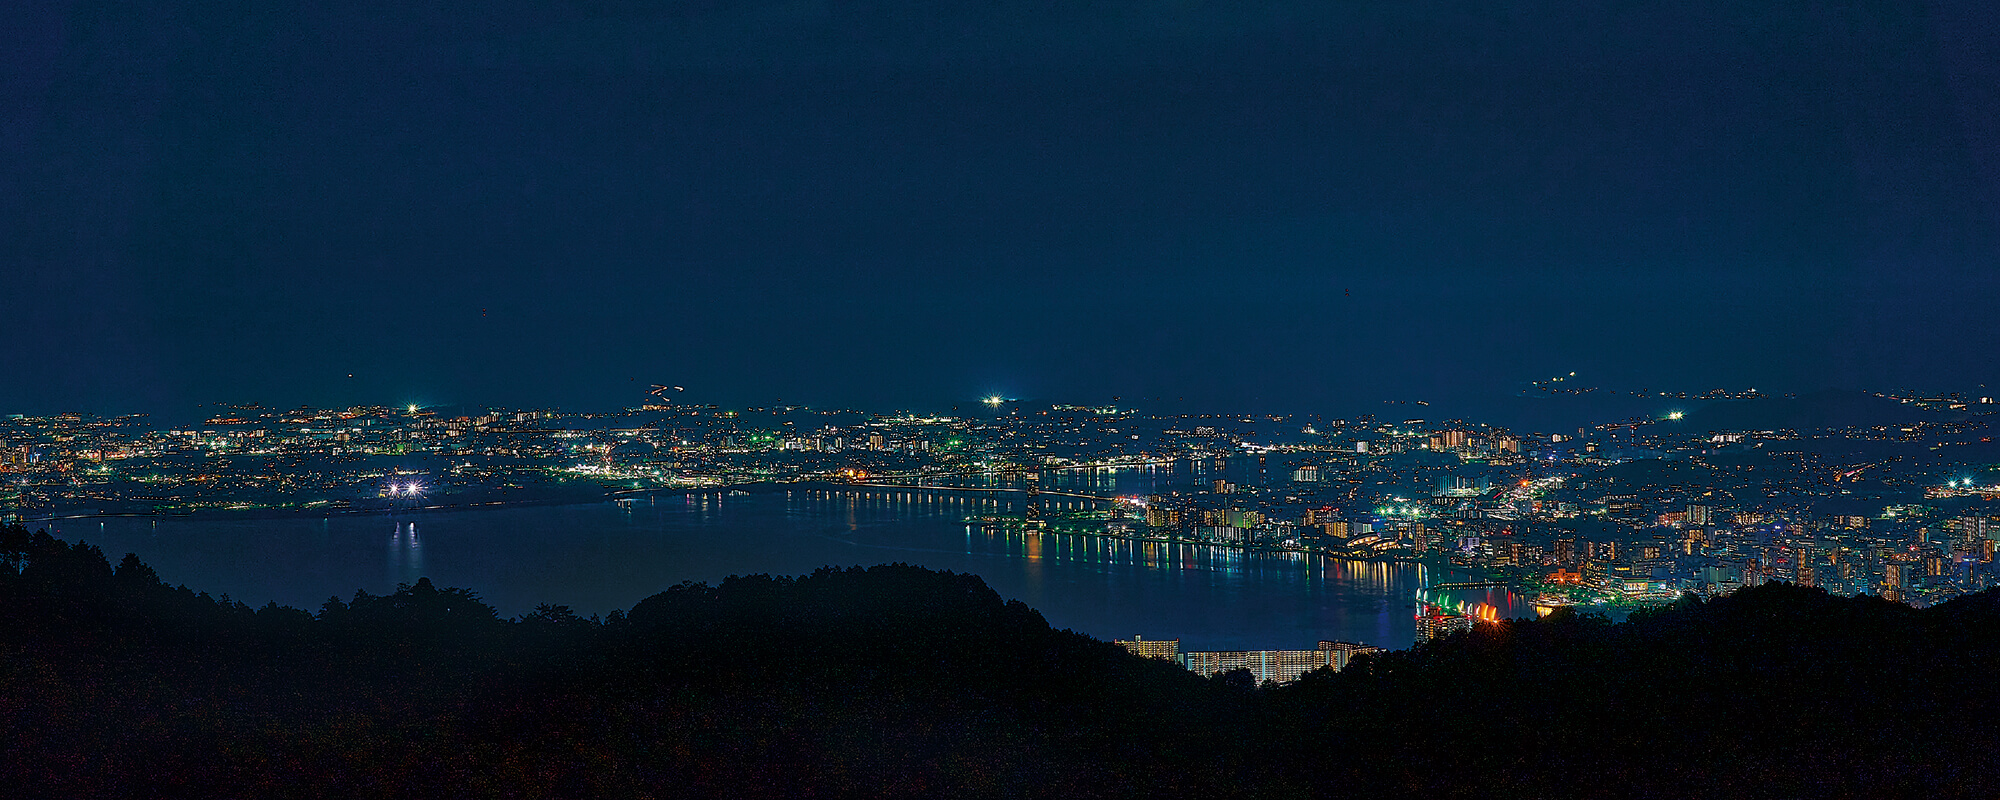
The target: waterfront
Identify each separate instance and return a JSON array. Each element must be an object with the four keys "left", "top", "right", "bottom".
[{"left": 36, "top": 468, "right": 1539, "bottom": 651}]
